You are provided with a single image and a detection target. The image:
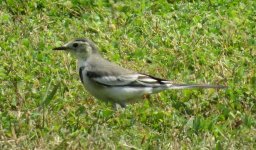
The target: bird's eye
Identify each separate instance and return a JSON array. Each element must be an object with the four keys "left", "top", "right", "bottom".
[{"left": 73, "top": 43, "right": 78, "bottom": 47}]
